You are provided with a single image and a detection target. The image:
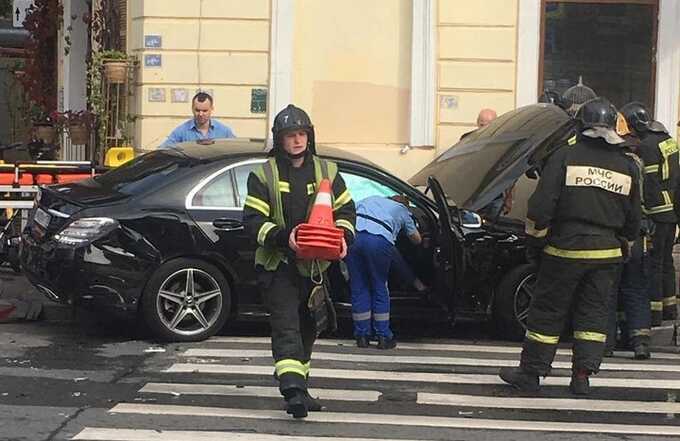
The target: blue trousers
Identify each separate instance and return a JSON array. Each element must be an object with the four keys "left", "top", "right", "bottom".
[
  {"left": 346, "top": 231, "right": 394, "bottom": 338},
  {"left": 607, "top": 236, "right": 651, "bottom": 347}
]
